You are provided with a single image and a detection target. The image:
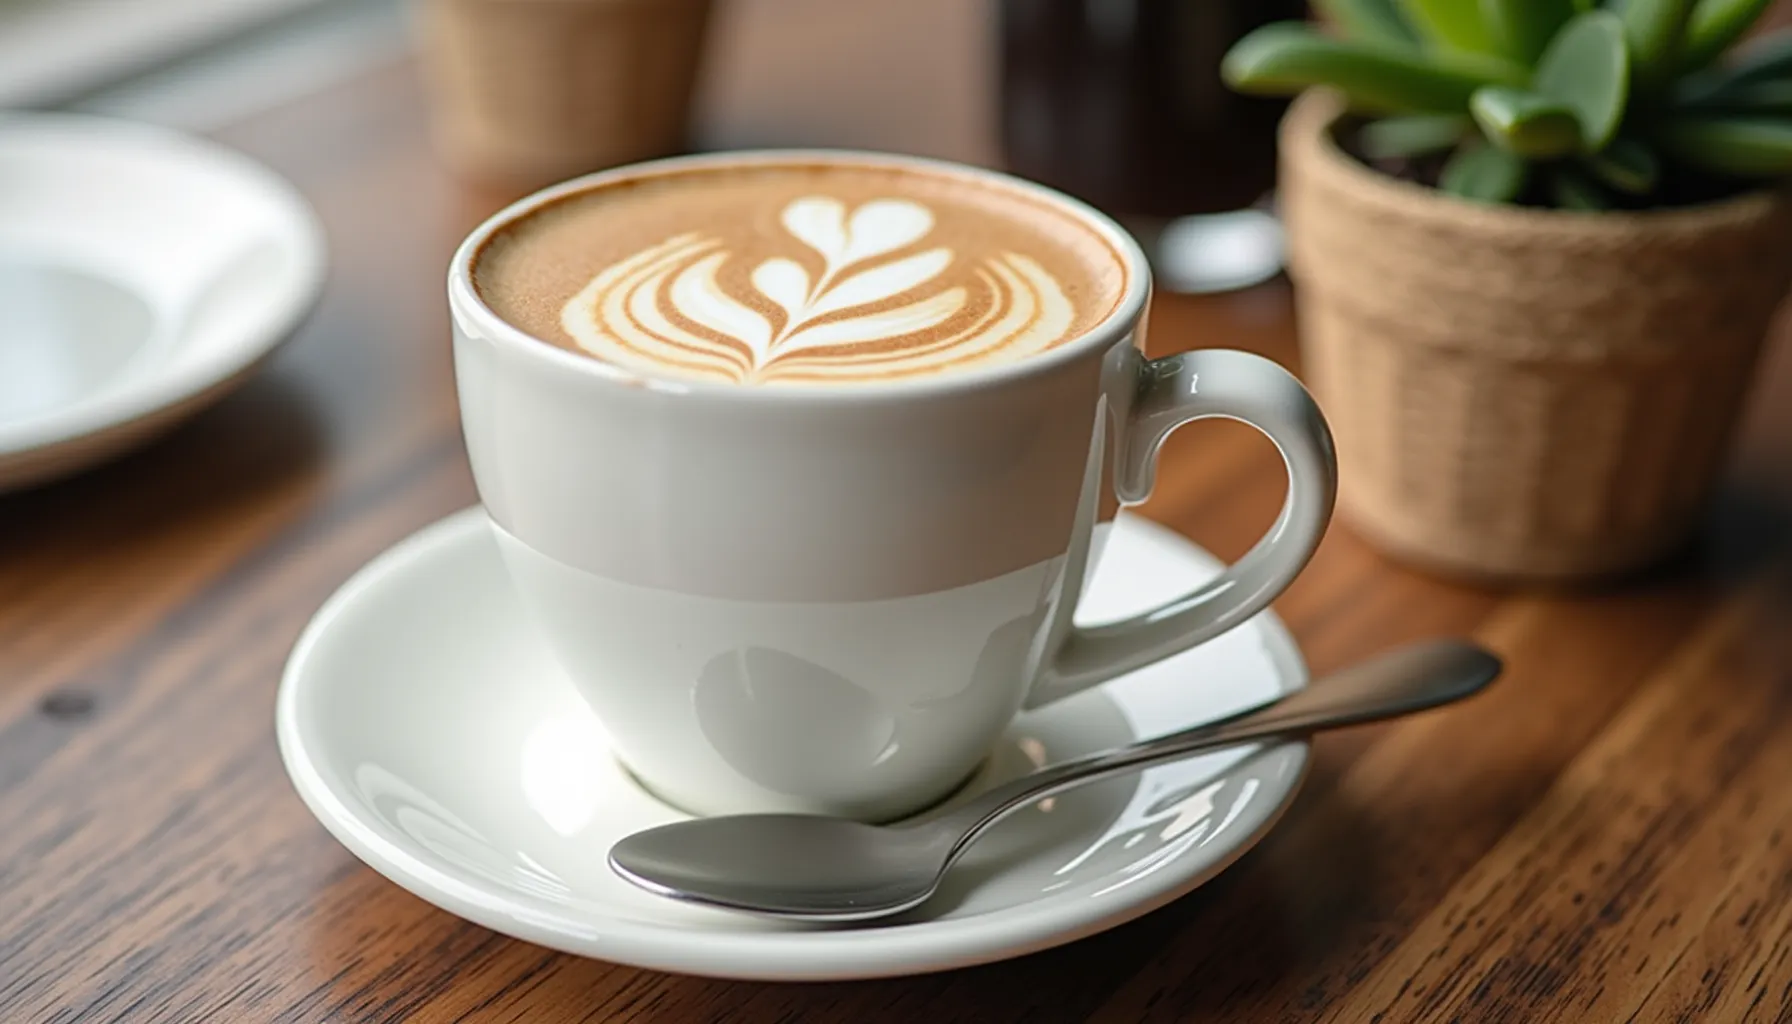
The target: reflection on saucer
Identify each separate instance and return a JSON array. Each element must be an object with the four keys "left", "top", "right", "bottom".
[
  {"left": 1046, "top": 764, "right": 1268, "bottom": 900},
  {"left": 518, "top": 713, "right": 615, "bottom": 837},
  {"left": 356, "top": 759, "right": 574, "bottom": 902}
]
